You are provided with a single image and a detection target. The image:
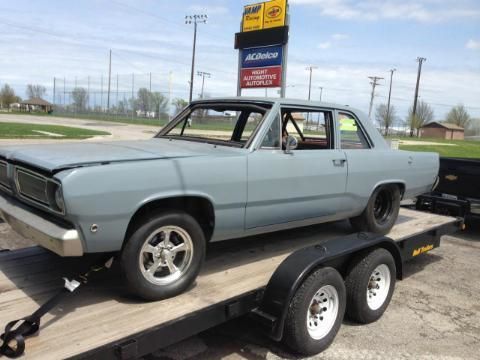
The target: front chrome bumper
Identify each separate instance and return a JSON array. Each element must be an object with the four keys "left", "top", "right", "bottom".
[{"left": 0, "top": 194, "right": 83, "bottom": 256}]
